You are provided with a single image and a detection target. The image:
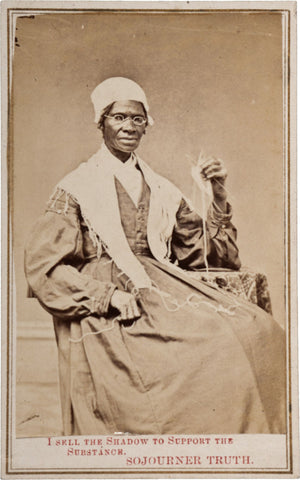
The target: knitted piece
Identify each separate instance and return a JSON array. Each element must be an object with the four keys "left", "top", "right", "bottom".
[{"left": 187, "top": 267, "right": 272, "bottom": 314}]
